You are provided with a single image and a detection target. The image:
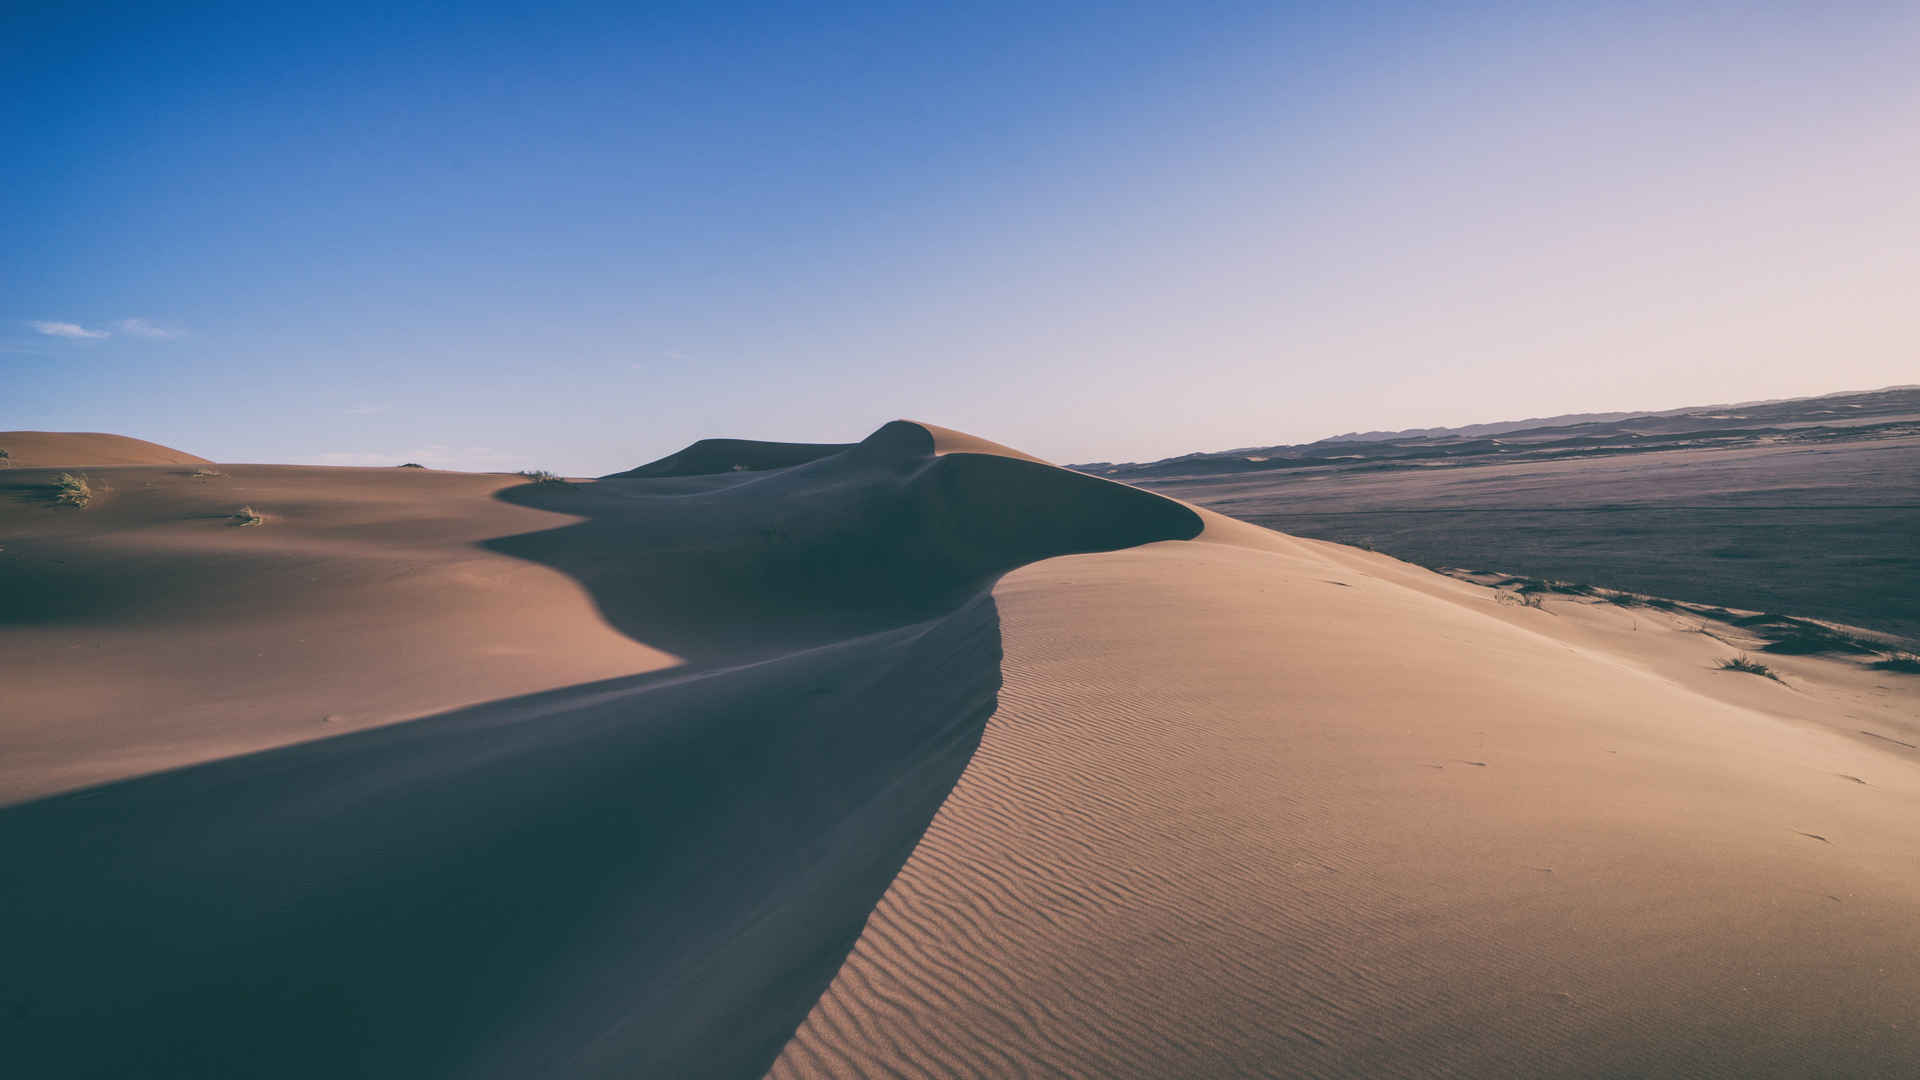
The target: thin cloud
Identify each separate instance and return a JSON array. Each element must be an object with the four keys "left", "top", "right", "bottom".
[
  {"left": 116, "top": 317, "right": 181, "bottom": 339},
  {"left": 31, "top": 320, "right": 109, "bottom": 339}
]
